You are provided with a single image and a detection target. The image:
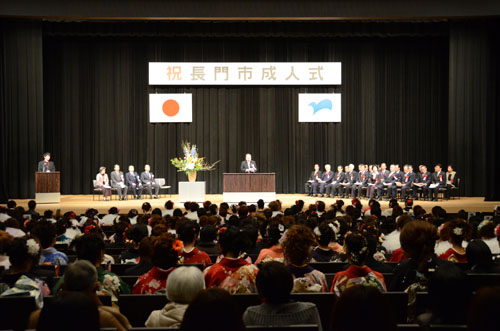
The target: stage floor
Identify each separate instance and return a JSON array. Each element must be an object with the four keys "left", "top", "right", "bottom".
[{"left": 7, "top": 194, "right": 499, "bottom": 215}]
